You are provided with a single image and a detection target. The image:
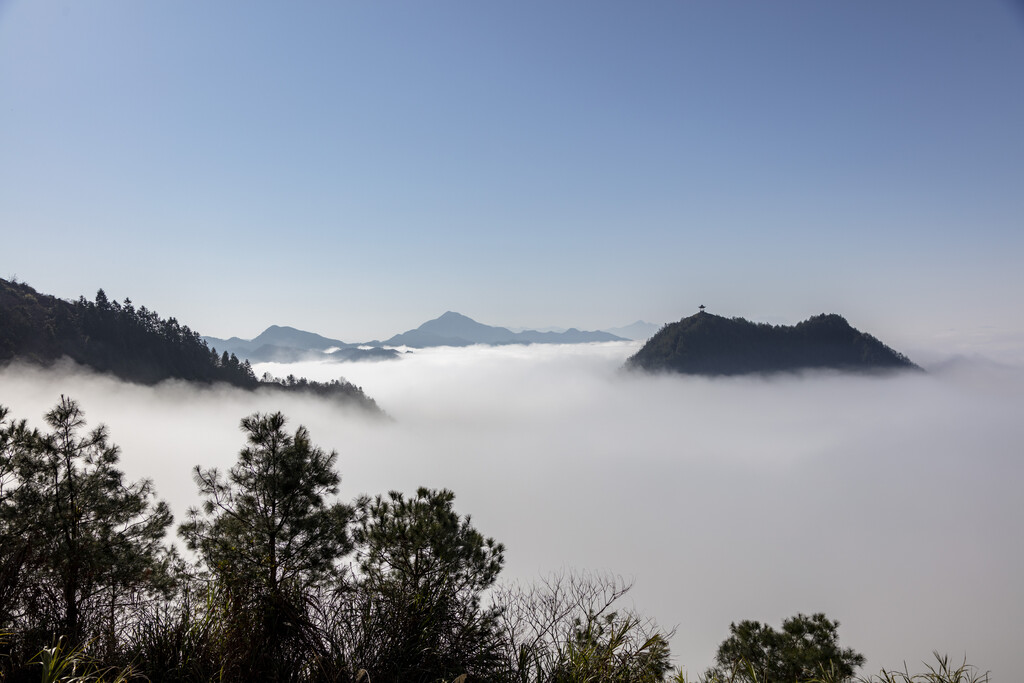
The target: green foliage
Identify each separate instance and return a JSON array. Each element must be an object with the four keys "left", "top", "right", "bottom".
[
  {"left": 856, "top": 652, "right": 989, "bottom": 683},
  {"left": 0, "top": 405, "right": 36, "bottom": 628},
  {"left": 180, "top": 411, "right": 352, "bottom": 592},
  {"left": 685, "top": 652, "right": 990, "bottom": 683},
  {"left": 0, "top": 397, "right": 173, "bottom": 652},
  {"left": 179, "top": 411, "right": 352, "bottom": 681},
  {"left": 33, "top": 638, "right": 92, "bottom": 683},
  {"left": 118, "top": 579, "right": 223, "bottom": 683},
  {"left": 709, "top": 613, "right": 864, "bottom": 683},
  {"left": 336, "top": 487, "right": 507, "bottom": 683},
  {"left": 553, "top": 612, "right": 672, "bottom": 683},
  {"left": 30, "top": 637, "right": 142, "bottom": 683},
  {"left": 496, "top": 571, "right": 675, "bottom": 683}
]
